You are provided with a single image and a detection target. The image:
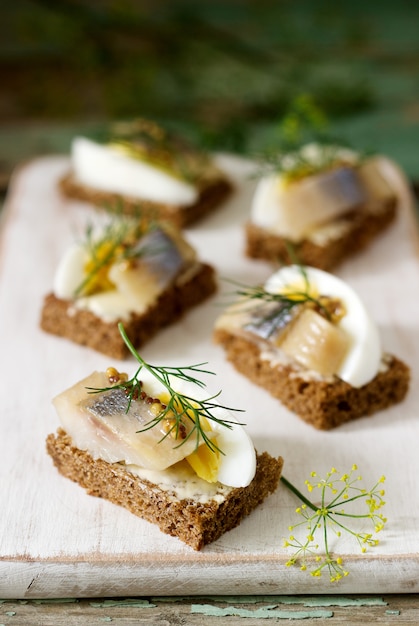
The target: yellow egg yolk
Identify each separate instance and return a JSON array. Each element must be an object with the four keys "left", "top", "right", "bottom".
[
  {"left": 277, "top": 278, "right": 319, "bottom": 302},
  {"left": 156, "top": 392, "right": 220, "bottom": 483},
  {"left": 185, "top": 414, "right": 220, "bottom": 483},
  {"left": 82, "top": 240, "right": 124, "bottom": 295}
]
